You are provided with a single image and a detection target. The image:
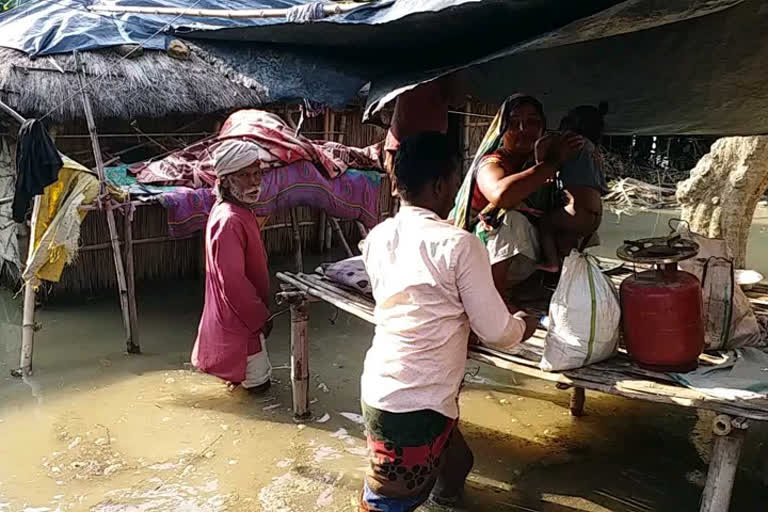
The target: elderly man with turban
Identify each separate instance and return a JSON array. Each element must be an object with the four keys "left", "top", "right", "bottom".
[{"left": 191, "top": 139, "right": 273, "bottom": 393}]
